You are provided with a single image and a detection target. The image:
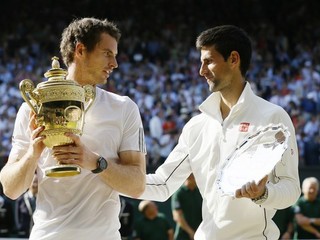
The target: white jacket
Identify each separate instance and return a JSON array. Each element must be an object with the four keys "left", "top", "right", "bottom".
[{"left": 140, "top": 83, "right": 300, "bottom": 240}]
